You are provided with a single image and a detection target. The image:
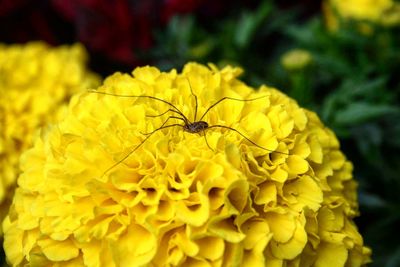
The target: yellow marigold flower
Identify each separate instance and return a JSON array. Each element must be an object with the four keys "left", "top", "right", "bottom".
[
  {"left": 3, "top": 63, "right": 370, "bottom": 266},
  {"left": 0, "top": 42, "right": 100, "bottom": 235},
  {"left": 381, "top": 2, "right": 400, "bottom": 27},
  {"left": 281, "top": 49, "right": 313, "bottom": 71},
  {"left": 323, "top": 0, "right": 394, "bottom": 31}
]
